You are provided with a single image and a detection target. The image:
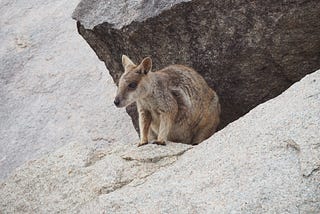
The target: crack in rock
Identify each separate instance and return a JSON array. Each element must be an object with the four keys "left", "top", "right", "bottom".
[
  {"left": 303, "top": 165, "right": 320, "bottom": 178},
  {"left": 84, "top": 150, "right": 107, "bottom": 167},
  {"left": 95, "top": 156, "right": 178, "bottom": 196},
  {"left": 121, "top": 146, "right": 192, "bottom": 163},
  {"left": 91, "top": 137, "right": 115, "bottom": 142},
  {"left": 130, "top": 158, "right": 178, "bottom": 188},
  {"left": 98, "top": 179, "right": 134, "bottom": 195},
  {"left": 306, "top": 92, "right": 320, "bottom": 99},
  {"left": 285, "top": 139, "right": 301, "bottom": 152}
]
